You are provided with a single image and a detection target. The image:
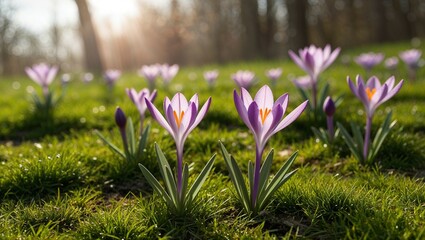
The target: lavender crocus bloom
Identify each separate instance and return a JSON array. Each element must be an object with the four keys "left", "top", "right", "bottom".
[
  {"left": 160, "top": 64, "right": 179, "bottom": 86},
  {"left": 126, "top": 88, "right": 157, "bottom": 132},
  {"left": 400, "top": 49, "right": 422, "bottom": 81},
  {"left": 354, "top": 52, "right": 384, "bottom": 72},
  {"left": 323, "top": 96, "right": 336, "bottom": 141},
  {"left": 139, "top": 65, "right": 160, "bottom": 90},
  {"left": 204, "top": 70, "right": 219, "bottom": 87},
  {"left": 103, "top": 69, "right": 121, "bottom": 86},
  {"left": 145, "top": 93, "right": 212, "bottom": 196},
  {"left": 115, "top": 107, "right": 128, "bottom": 150},
  {"left": 288, "top": 45, "right": 340, "bottom": 109},
  {"left": 25, "top": 63, "right": 59, "bottom": 97},
  {"left": 347, "top": 75, "right": 403, "bottom": 160},
  {"left": 265, "top": 68, "right": 282, "bottom": 87},
  {"left": 292, "top": 75, "right": 313, "bottom": 90},
  {"left": 384, "top": 57, "right": 399, "bottom": 71},
  {"left": 234, "top": 85, "right": 308, "bottom": 207},
  {"left": 232, "top": 70, "right": 256, "bottom": 90},
  {"left": 399, "top": 49, "right": 422, "bottom": 70}
]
